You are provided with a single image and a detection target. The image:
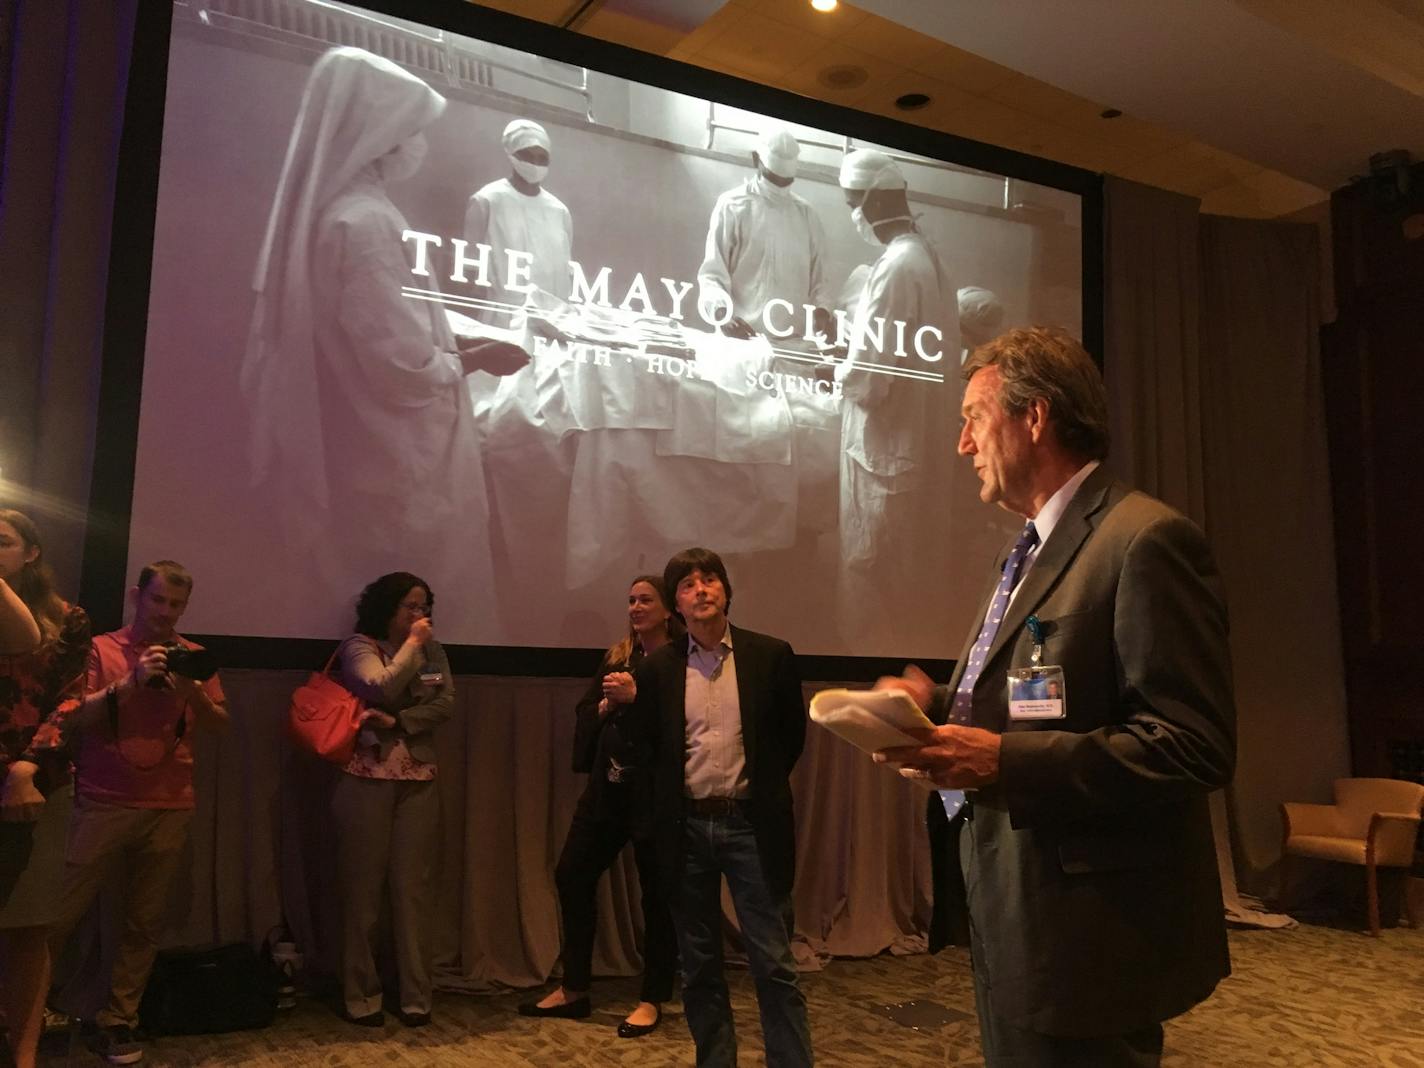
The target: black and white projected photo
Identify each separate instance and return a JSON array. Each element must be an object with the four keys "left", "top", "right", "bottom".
[{"left": 126, "top": 0, "right": 1085, "bottom": 656}]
